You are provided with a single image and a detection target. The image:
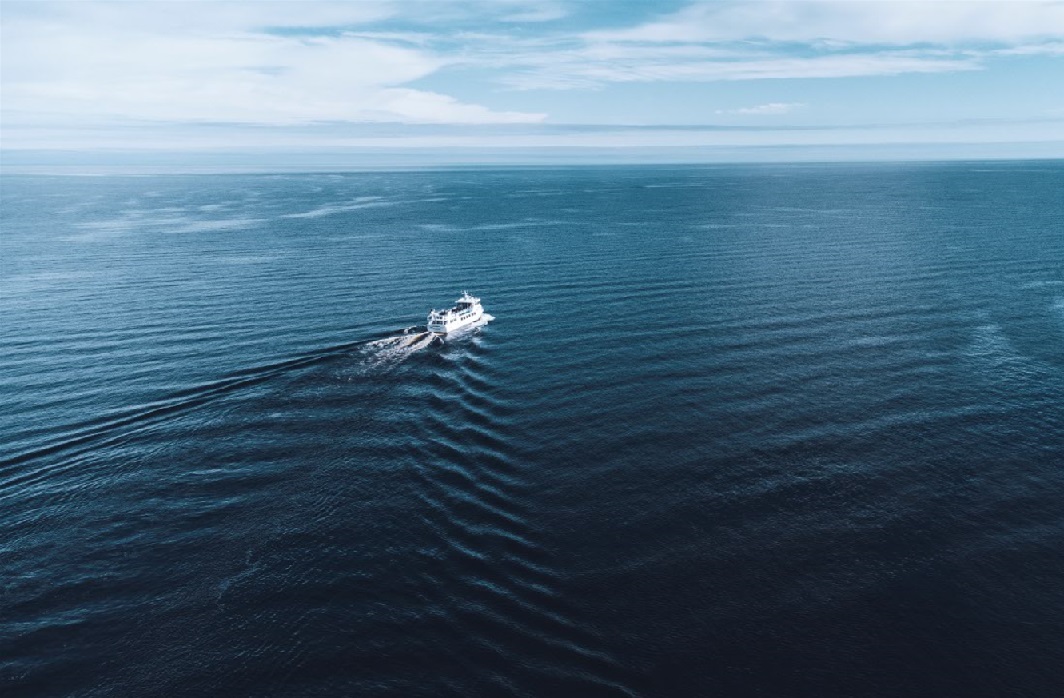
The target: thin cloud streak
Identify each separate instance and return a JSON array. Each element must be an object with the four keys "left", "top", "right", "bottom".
[
  {"left": 583, "top": 1, "right": 1064, "bottom": 45},
  {"left": 717, "top": 103, "right": 807, "bottom": 115},
  {"left": 499, "top": 51, "right": 981, "bottom": 89}
]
